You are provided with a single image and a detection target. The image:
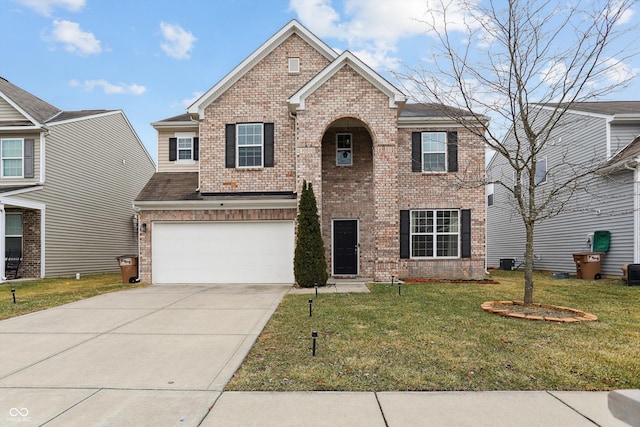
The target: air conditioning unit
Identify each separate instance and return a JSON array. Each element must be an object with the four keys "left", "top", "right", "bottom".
[{"left": 628, "top": 264, "right": 640, "bottom": 286}]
